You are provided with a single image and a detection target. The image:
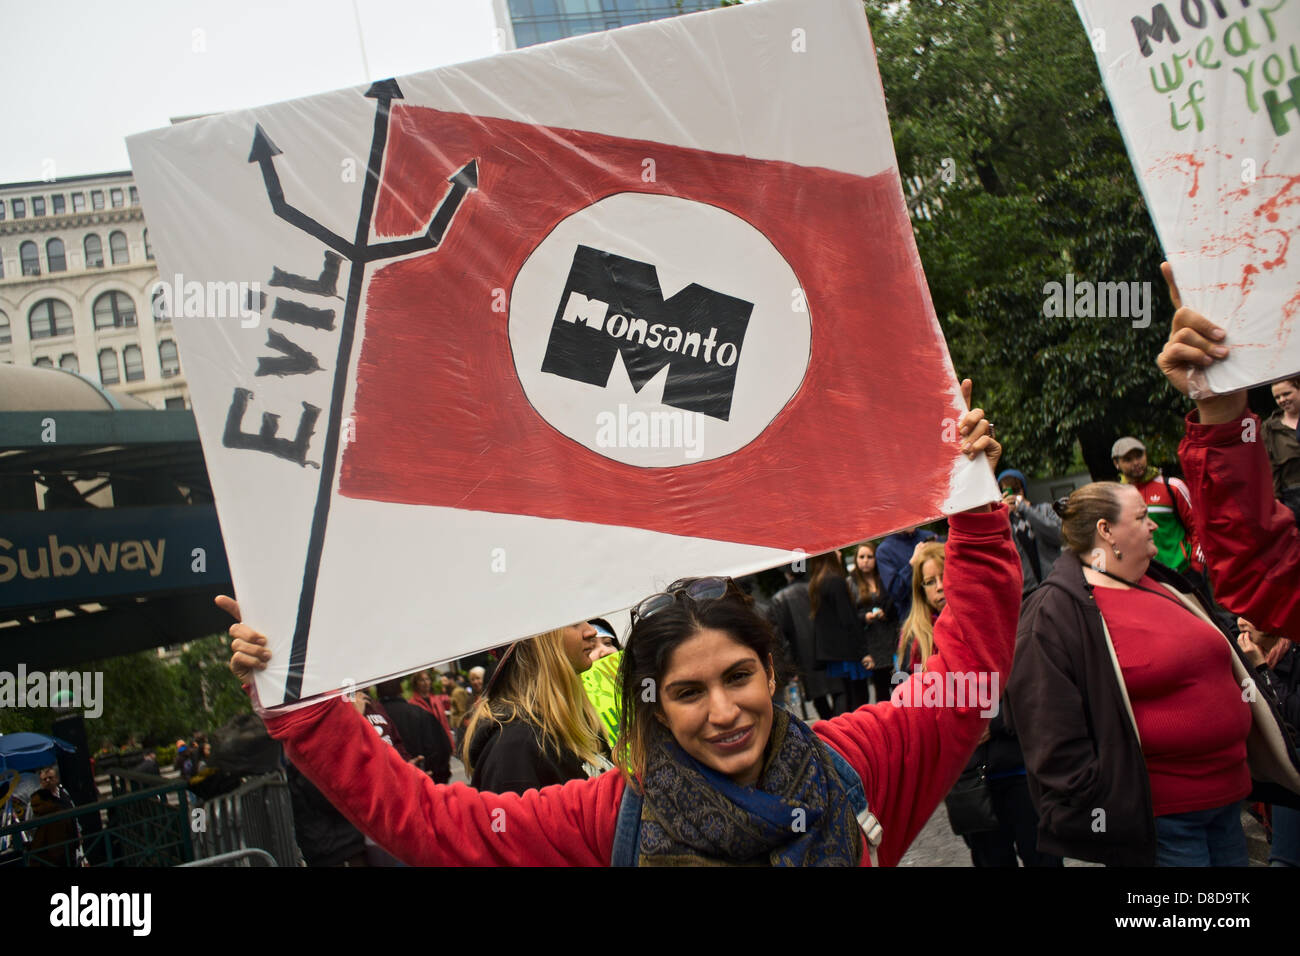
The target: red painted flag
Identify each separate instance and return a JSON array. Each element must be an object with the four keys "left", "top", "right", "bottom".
[{"left": 341, "top": 105, "right": 961, "bottom": 552}]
